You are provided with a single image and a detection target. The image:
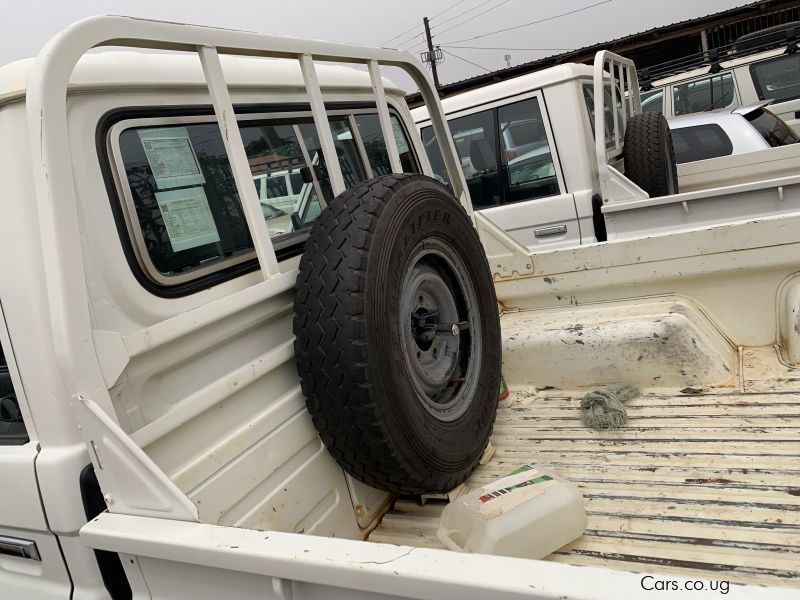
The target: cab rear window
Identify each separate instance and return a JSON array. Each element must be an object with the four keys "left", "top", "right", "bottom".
[{"left": 110, "top": 109, "right": 418, "bottom": 287}]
